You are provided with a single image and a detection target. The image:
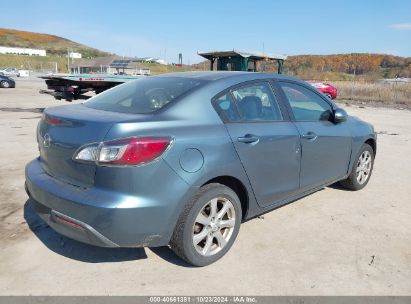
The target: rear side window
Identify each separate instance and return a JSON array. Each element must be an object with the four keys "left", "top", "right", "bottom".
[
  {"left": 214, "top": 94, "right": 241, "bottom": 122},
  {"left": 231, "top": 82, "right": 282, "bottom": 122},
  {"left": 85, "top": 77, "right": 207, "bottom": 114},
  {"left": 279, "top": 82, "right": 333, "bottom": 121}
]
